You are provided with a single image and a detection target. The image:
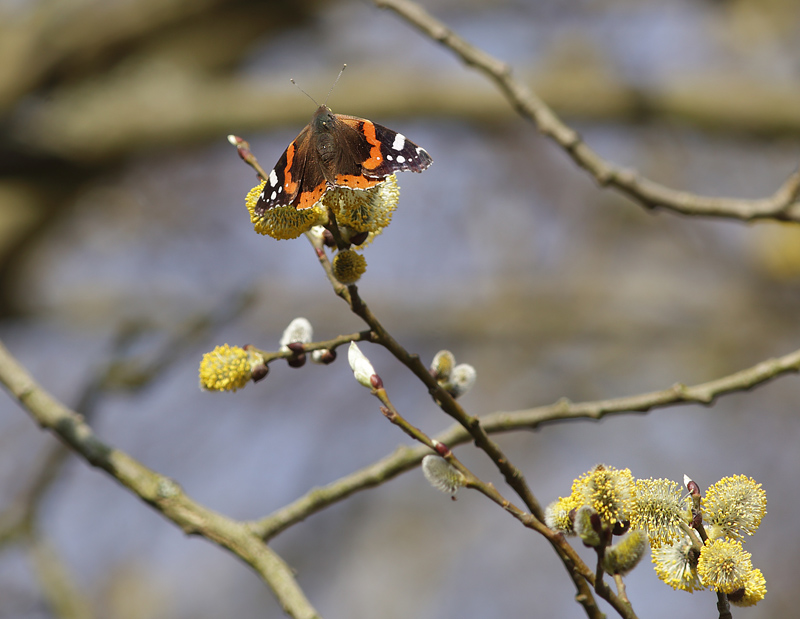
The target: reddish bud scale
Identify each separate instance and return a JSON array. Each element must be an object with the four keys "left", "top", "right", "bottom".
[
  {"left": 590, "top": 512, "right": 605, "bottom": 537},
  {"left": 350, "top": 231, "right": 369, "bottom": 246},
  {"left": 686, "top": 480, "right": 701, "bottom": 496},
  {"left": 286, "top": 342, "right": 306, "bottom": 367},
  {"left": 727, "top": 588, "right": 746, "bottom": 604},
  {"left": 319, "top": 349, "right": 337, "bottom": 364},
  {"left": 251, "top": 364, "right": 269, "bottom": 382},
  {"left": 287, "top": 354, "right": 306, "bottom": 368},
  {"left": 380, "top": 406, "right": 395, "bottom": 420},
  {"left": 370, "top": 374, "right": 383, "bottom": 389},
  {"left": 433, "top": 441, "right": 452, "bottom": 458}
]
